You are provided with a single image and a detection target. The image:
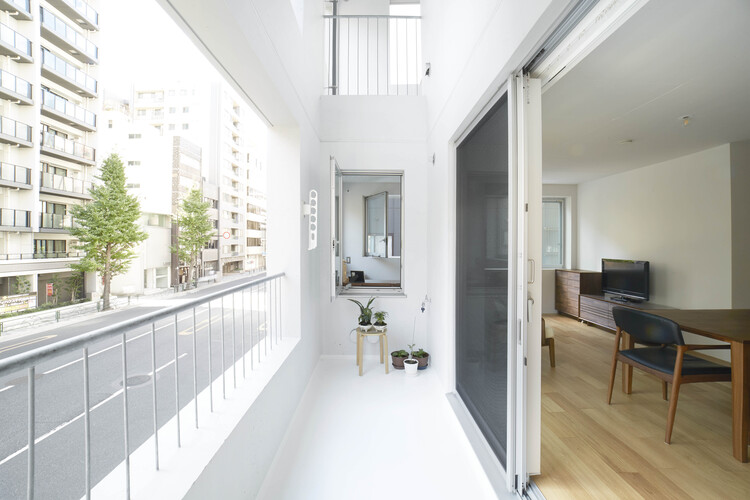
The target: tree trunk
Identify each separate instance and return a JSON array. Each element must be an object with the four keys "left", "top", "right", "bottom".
[{"left": 103, "top": 244, "right": 111, "bottom": 310}]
